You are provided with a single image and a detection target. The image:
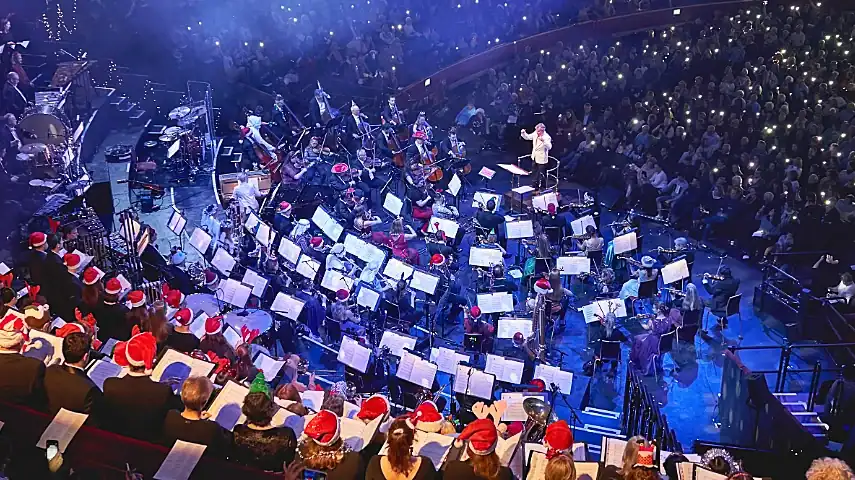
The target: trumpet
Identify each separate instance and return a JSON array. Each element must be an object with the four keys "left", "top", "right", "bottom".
[{"left": 703, "top": 273, "right": 725, "bottom": 281}]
